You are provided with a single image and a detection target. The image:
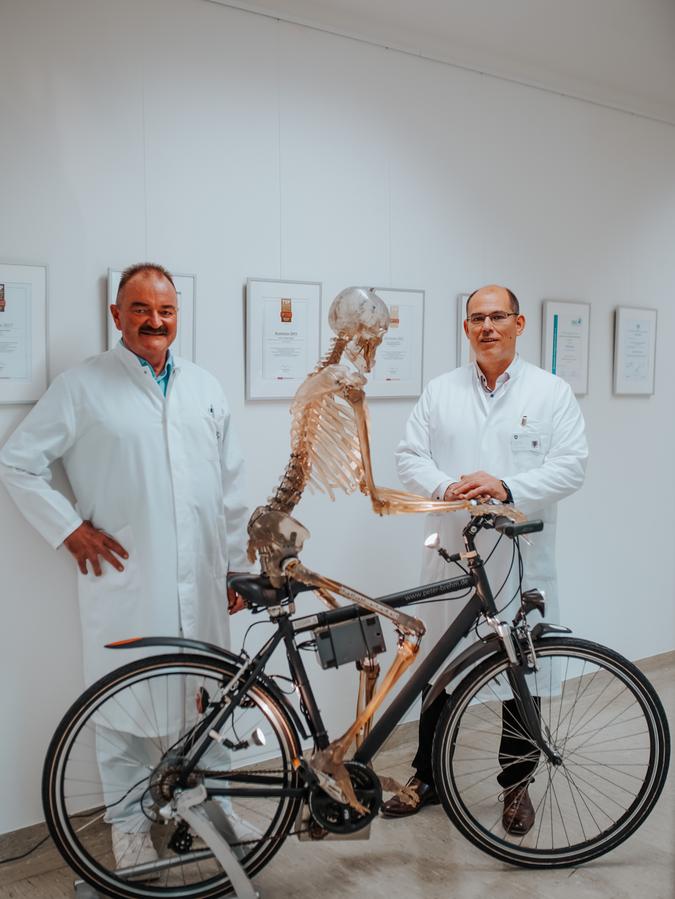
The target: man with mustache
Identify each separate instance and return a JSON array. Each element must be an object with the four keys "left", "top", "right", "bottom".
[
  {"left": 0, "top": 262, "right": 249, "bottom": 866},
  {"left": 381, "top": 284, "right": 587, "bottom": 835}
]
